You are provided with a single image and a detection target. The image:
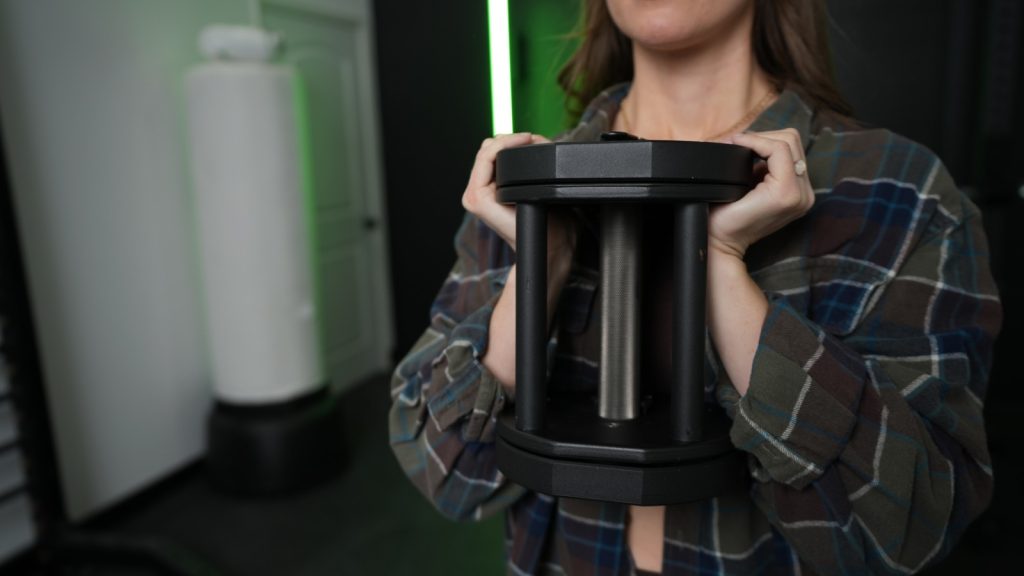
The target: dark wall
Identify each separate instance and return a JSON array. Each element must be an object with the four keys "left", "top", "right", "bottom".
[
  {"left": 827, "top": 0, "right": 975, "bottom": 182},
  {"left": 825, "top": 0, "right": 1022, "bottom": 198},
  {"left": 374, "top": 0, "right": 491, "bottom": 360}
]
